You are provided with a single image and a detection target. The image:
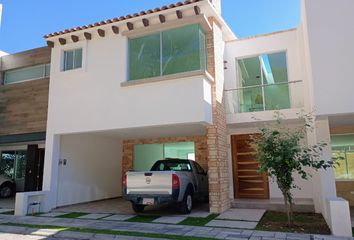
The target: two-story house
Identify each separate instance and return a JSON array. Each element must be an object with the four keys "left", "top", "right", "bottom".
[{"left": 8, "top": 0, "right": 354, "bottom": 236}]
